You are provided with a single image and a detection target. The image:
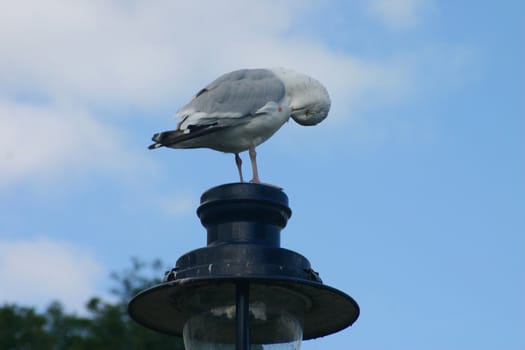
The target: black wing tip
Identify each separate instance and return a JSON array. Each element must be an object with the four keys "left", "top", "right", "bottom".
[
  {"left": 148, "top": 143, "right": 162, "bottom": 150},
  {"left": 148, "top": 132, "right": 164, "bottom": 150}
]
